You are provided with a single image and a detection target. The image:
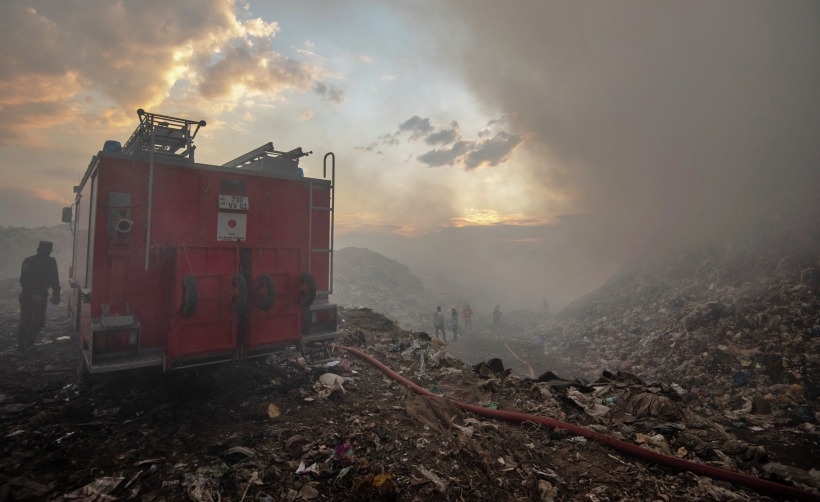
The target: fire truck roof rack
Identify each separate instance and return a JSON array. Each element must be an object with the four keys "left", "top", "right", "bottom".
[
  {"left": 222, "top": 142, "right": 313, "bottom": 169},
  {"left": 122, "top": 109, "right": 206, "bottom": 161}
]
